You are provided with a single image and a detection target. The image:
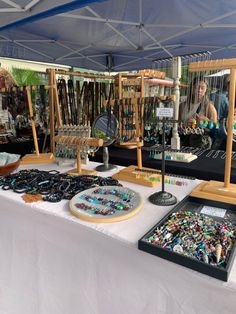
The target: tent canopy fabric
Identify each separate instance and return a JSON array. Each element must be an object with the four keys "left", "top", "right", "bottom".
[{"left": 1, "top": 0, "right": 236, "bottom": 71}]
